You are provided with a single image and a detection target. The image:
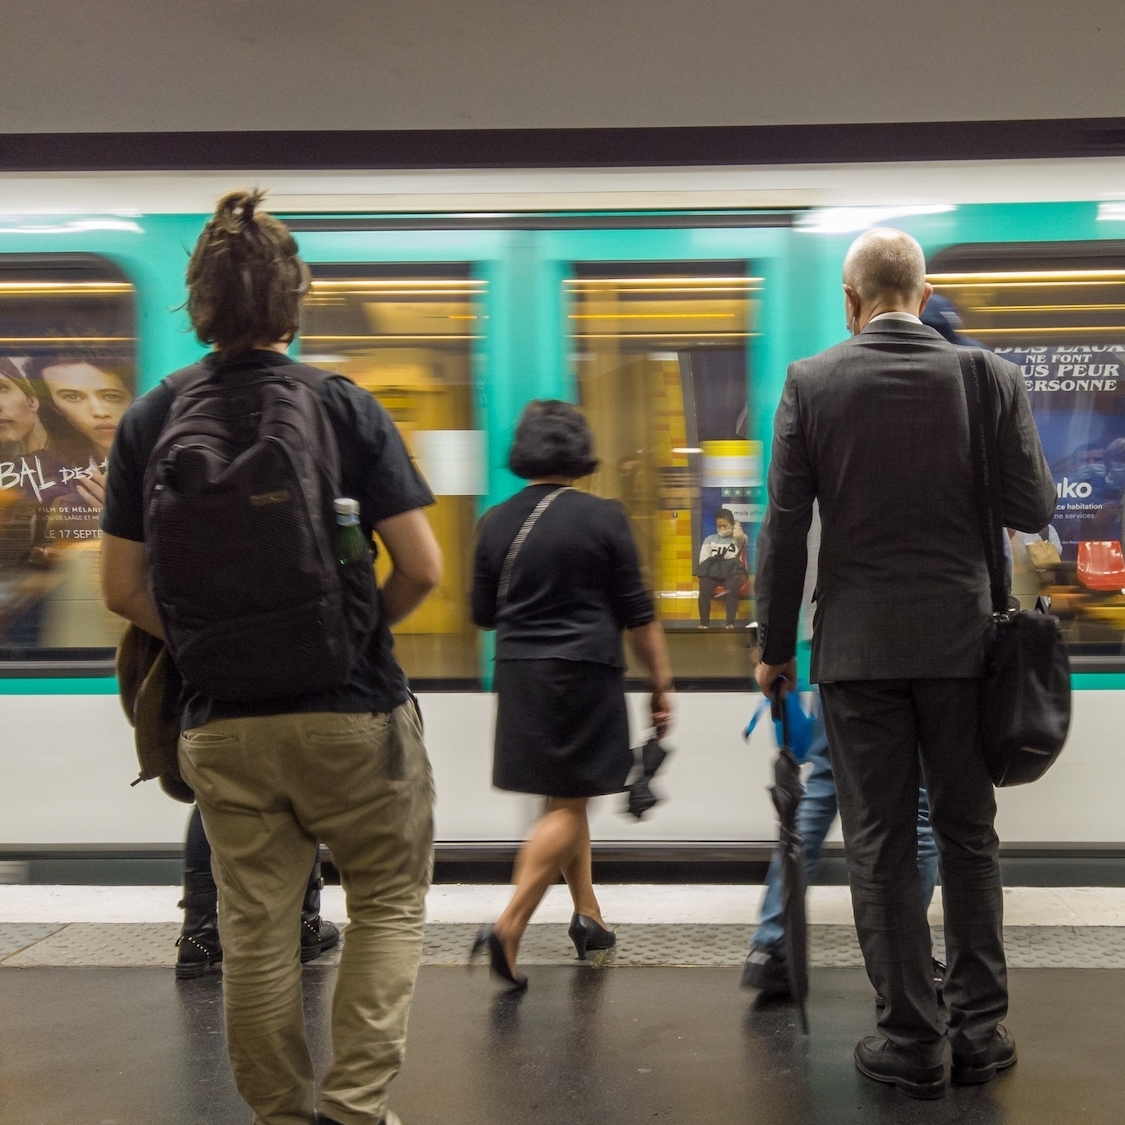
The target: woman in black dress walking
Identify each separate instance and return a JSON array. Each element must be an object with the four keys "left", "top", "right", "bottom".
[{"left": 471, "top": 400, "right": 673, "bottom": 988}]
